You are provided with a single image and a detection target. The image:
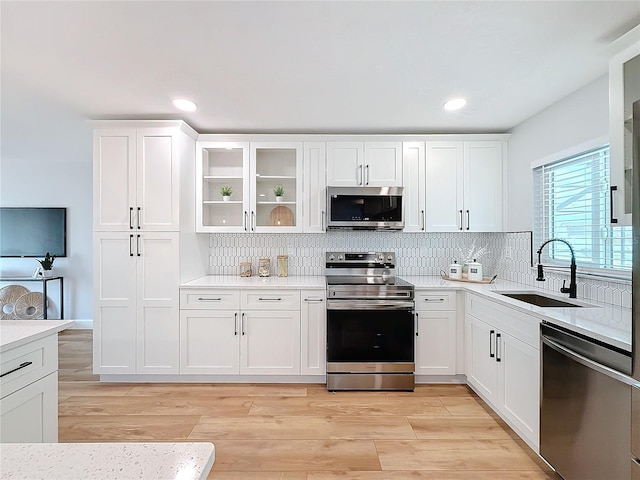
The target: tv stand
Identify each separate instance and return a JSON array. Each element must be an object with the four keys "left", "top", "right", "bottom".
[{"left": 0, "top": 276, "right": 64, "bottom": 319}]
